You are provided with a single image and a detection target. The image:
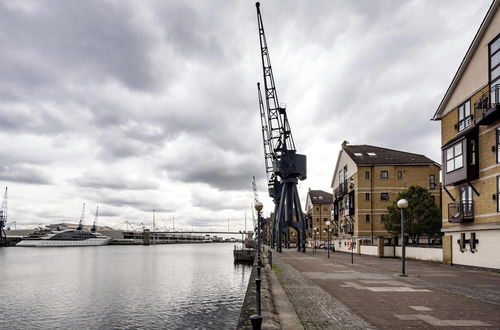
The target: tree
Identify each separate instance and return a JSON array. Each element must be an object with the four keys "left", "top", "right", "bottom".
[{"left": 383, "top": 186, "right": 441, "bottom": 244}]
